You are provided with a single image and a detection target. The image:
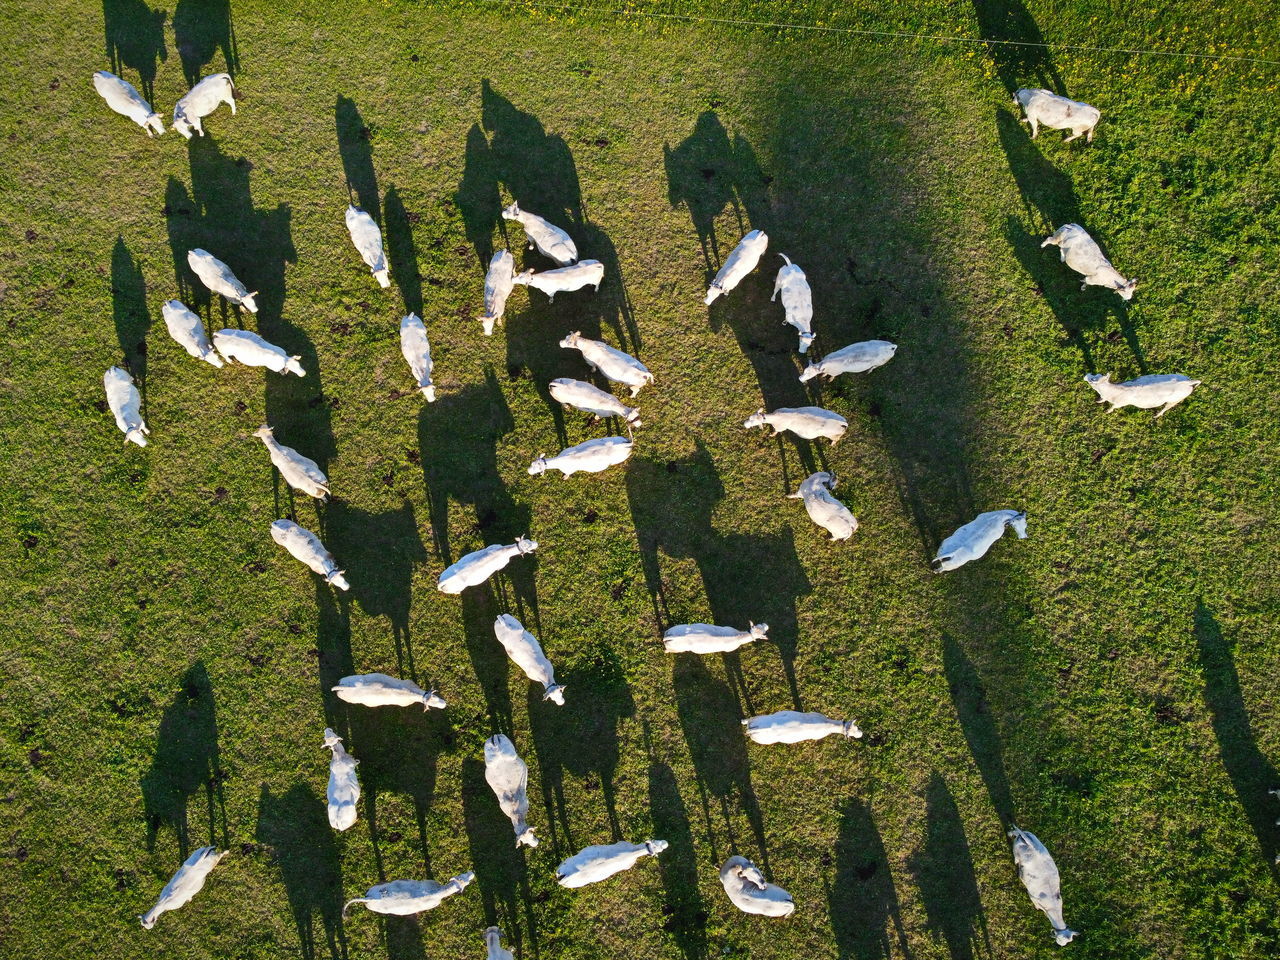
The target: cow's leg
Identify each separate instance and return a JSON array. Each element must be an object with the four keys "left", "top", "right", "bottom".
[
  {"left": 1064, "top": 129, "right": 1083, "bottom": 143},
  {"left": 1029, "top": 119, "right": 1039, "bottom": 138}
]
